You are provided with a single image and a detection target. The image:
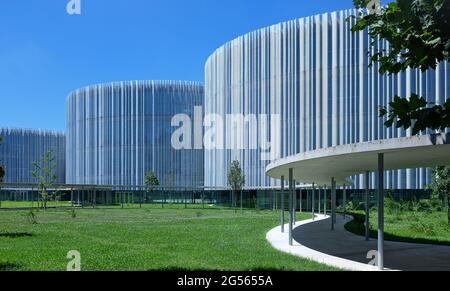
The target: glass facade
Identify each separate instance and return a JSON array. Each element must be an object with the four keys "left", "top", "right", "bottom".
[
  {"left": 205, "top": 9, "right": 450, "bottom": 190},
  {"left": 0, "top": 128, "right": 66, "bottom": 184},
  {"left": 66, "top": 80, "right": 204, "bottom": 187}
]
